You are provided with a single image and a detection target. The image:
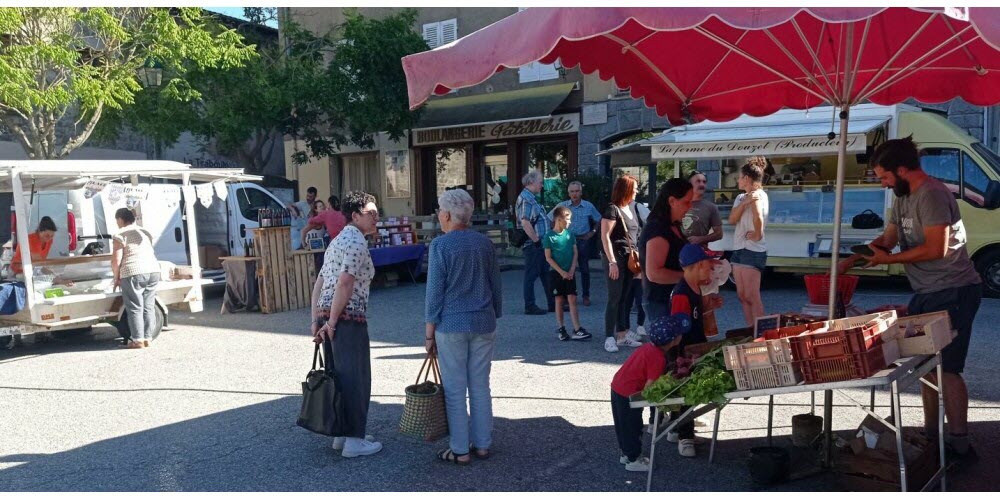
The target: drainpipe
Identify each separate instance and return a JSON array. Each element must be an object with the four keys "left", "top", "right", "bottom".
[{"left": 984, "top": 106, "right": 991, "bottom": 147}]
